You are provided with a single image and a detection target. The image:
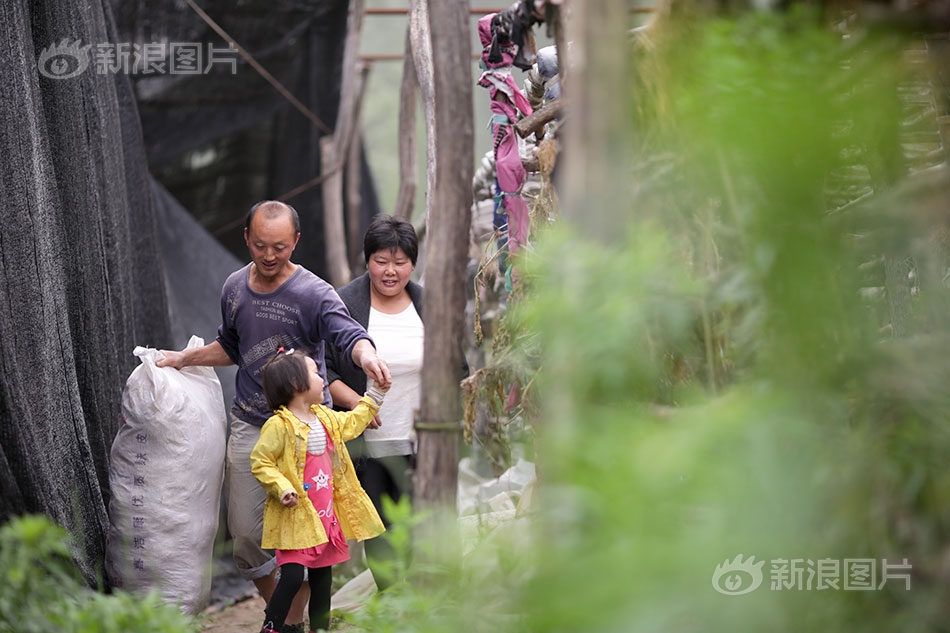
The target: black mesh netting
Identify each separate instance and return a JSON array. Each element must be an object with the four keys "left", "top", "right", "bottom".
[
  {"left": 113, "top": 0, "right": 381, "bottom": 273},
  {"left": 1, "top": 0, "right": 171, "bottom": 584},
  {"left": 1, "top": 0, "right": 378, "bottom": 586}
]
